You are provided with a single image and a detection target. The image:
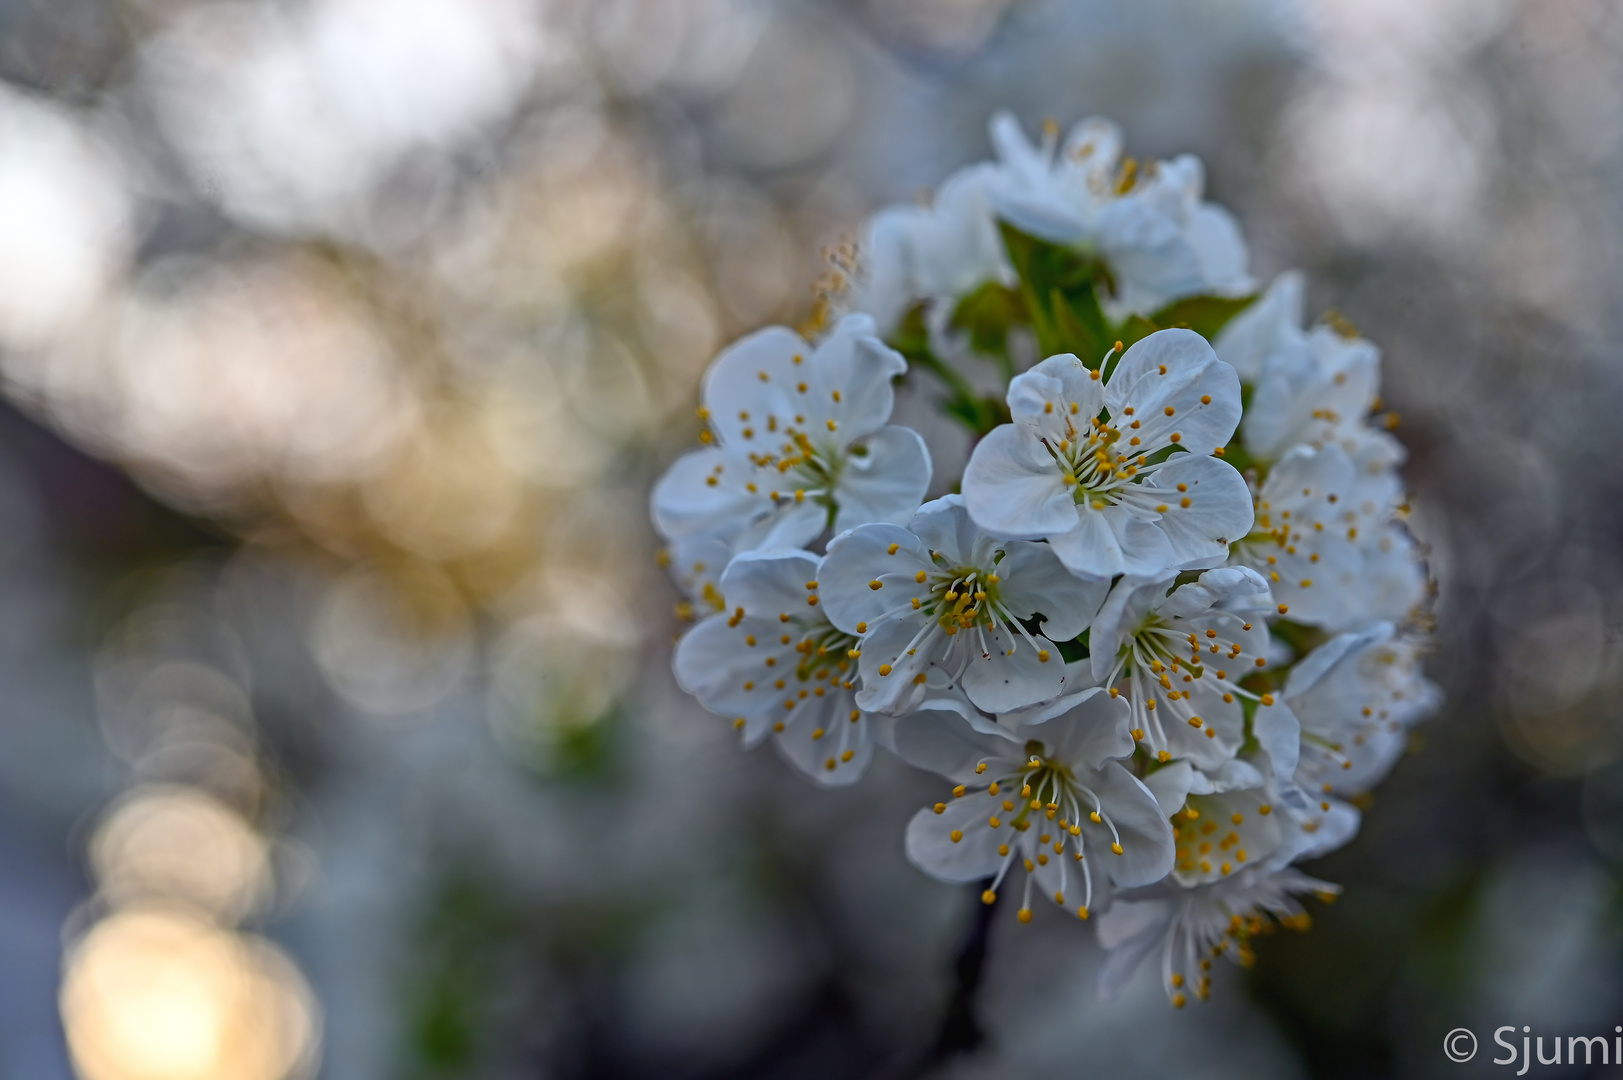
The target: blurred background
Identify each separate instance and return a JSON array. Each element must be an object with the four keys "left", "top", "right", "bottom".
[{"left": 0, "top": 0, "right": 1620, "bottom": 1076}]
